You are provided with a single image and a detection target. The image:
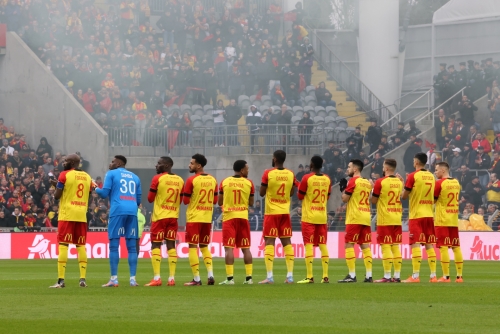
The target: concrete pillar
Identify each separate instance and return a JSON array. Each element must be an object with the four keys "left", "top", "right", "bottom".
[{"left": 358, "top": 0, "right": 400, "bottom": 107}]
